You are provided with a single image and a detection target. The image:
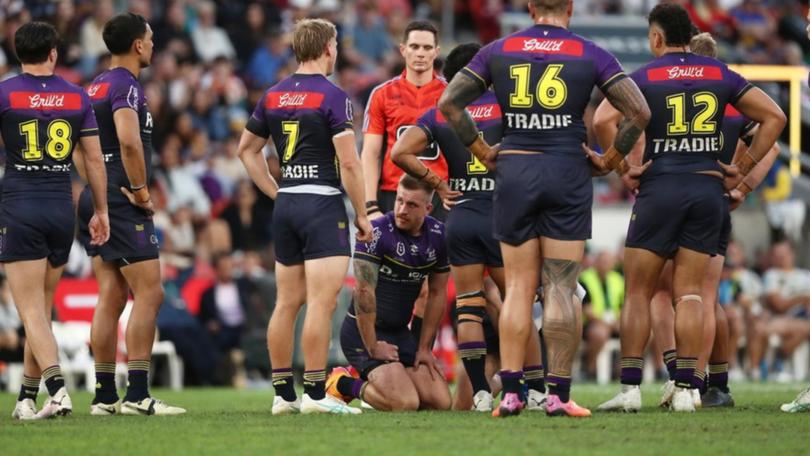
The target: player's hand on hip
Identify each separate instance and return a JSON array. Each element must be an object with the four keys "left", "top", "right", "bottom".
[
  {"left": 354, "top": 215, "right": 373, "bottom": 243},
  {"left": 582, "top": 143, "right": 610, "bottom": 176},
  {"left": 120, "top": 186, "right": 155, "bottom": 216},
  {"left": 728, "top": 188, "right": 745, "bottom": 211},
  {"left": 414, "top": 348, "right": 443, "bottom": 380},
  {"left": 89, "top": 211, "right": 110, "bottom": 245},
  {"left": 370, "top": 341, "right": 399, "bottom": 362},
  {"left": 435, "top": 181, "right": 462, "bottom": 211},
  {"left": 717, "top": 161, "right": 742, "bottom": 191},
  {"left": 621, "top": 160, "right": 651, "bottom": 193}
]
